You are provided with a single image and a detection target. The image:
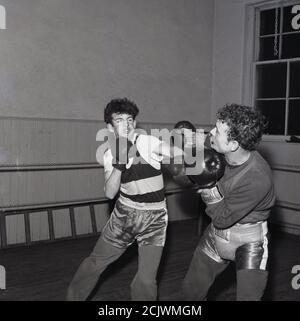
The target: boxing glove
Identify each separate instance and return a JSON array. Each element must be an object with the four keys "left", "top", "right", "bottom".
[
  {"left": 109, "top": 135, "right": 134, "bottom": 172},
  {"left": 187, "top": 147, "right": 225, "bottom": 204},
  {"left": 187, "top": 147, "right": 226, "bottom": 189},
  {"left": 171, "top": 146, "right": 226, "bottom": 195}
]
